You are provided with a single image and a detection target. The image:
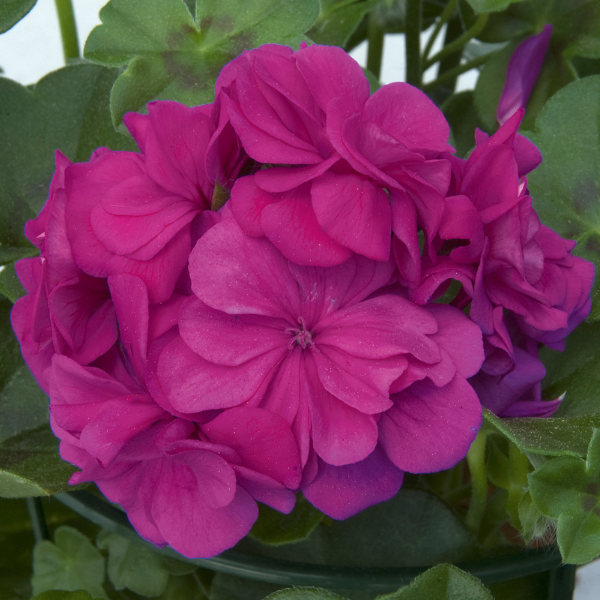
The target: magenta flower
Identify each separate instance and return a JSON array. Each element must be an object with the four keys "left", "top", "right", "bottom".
[
  {"left": 497, "top": 25, "right": 553, "bottom": 125},
  {"left": 11, "top": 152, "right": 117, "bottom": 392},
  {"left": 148, "top": 216, "right": 484, "bottom": 518},
  {"left": 64, "top": 101, "right": 246, "bottom": 304},
  {"left": 217, "top": 43, "right": 453, "bottom": 274},
  {"left": 412, "top": 111, "right": 594, "bottom": 415}
]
